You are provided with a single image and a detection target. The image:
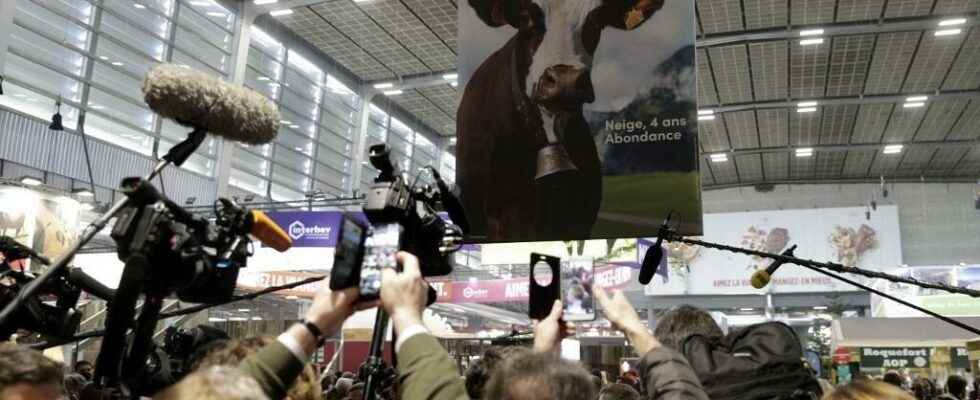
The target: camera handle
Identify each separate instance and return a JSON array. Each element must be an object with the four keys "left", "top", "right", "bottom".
[{"left": 362, "top": 308, "right": 391, "bottom": 400}]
